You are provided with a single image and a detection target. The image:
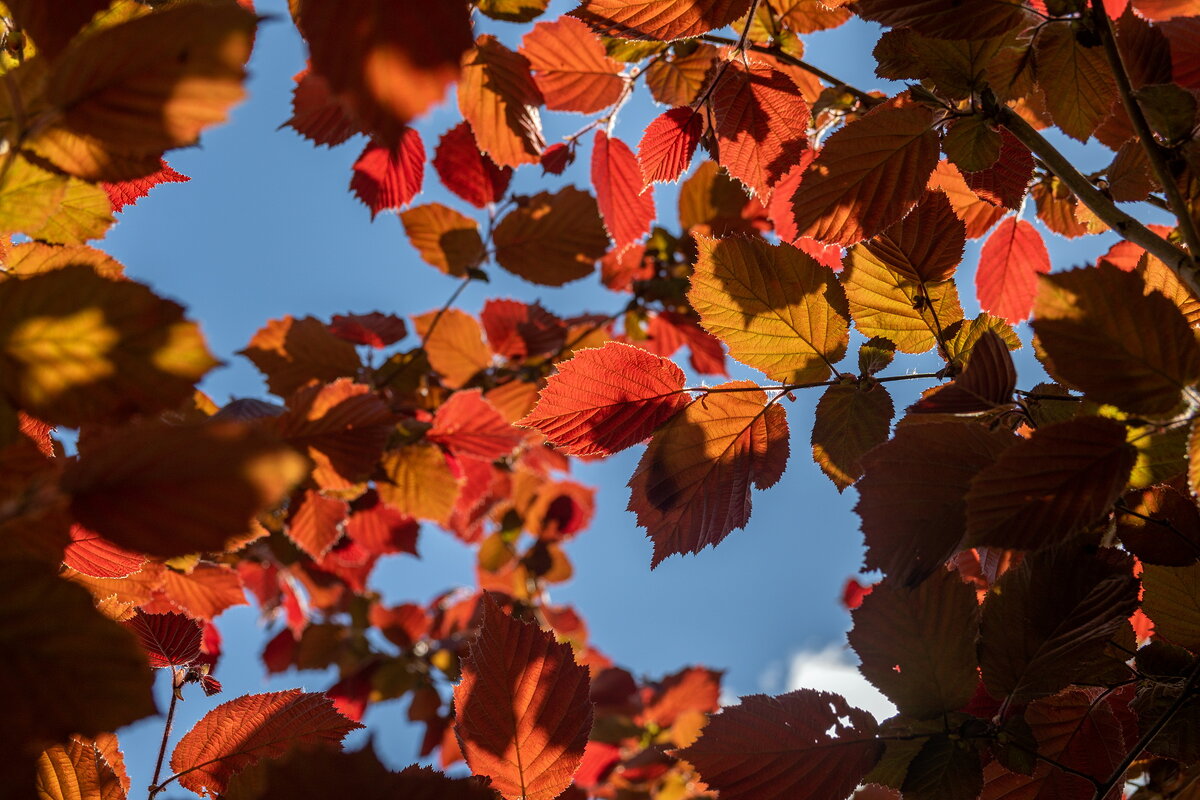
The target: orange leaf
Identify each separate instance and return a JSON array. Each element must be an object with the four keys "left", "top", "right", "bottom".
[
  {"left": 349, "top": 129, "right": 425, "bottom": 218},
  {"left": 64, "top": 524, "right": 145, "bottom": 579},
  {"left": 492, "top": 187, "right": 609, "bottom": 286},
  {"left": 346, "top": 489, "right": 419, "bottom": 557},
  {"left": 481, "top": 298, "right": 567, "bottom": 360},
  {"left": 240, "top": 316, "right": 362, "bottom": 399},
  {"left": 678, "top": 160, "right": 766, "bottom": 237},
  {"left": 519, "top": 342, "right": 689, "bottom": 457},
  {"left": 36, "top": 737, "right": 126, "bottom": 800},
  {"left": 811, "top": 381, "right": 894, "bottom": 491},
  {"left": 63, "top": 420, "right": 307, "bottom": 558},
  {"left": 521, "top": 17, "right": 625, "bottom": 113},
  {"left": 641, "top": 310, "right": 729, "bottom": 376},
  {"left": 433, "top": 122, "right": 513, "bottom": 208},
  {"left": 5, "top": 0, "right": 110, "bottom": 59},
  {"left": 928, "top": 159, "right": 1006, "bottom": 239},
  {"left": 639, "top": 666, "right": 723, "bottom": 728},
  {"left": 592, "top": 130, "right": 656, "bottom": 250},
  {"left": 454, "top": 596, "right": 592, "bottom": 800},
  {"left": 414, "top": 308, "right": 493, "bottom": 389},
  {"left": 458, "top": 35, "right": 545, "bottom": 168},
  {"left": 400, "top": 203, "right": 485, "bottom": 277},
  {"left": 158, "top": 561, "right": 249, "bottom": 621},
  {"left": 123, "top": 610, "right": 203, "bottom": 668},
  {"left": 298, "top": 0, "right": 472, "bottom": 144},
  {"left": 378, "top": 442, "right": 460, "bottom": 523},
  {"left": 790, "top": 95, "right": 939, "bottom": 245},
  {"left": 638, "top": 107, "right": 703, "bottom": 186},
  {"left": 428, "top": 389, "right": 524, "bottom": 461},
  {"left": 976, "top": 217, "right": 1050, "bottom": 323},
  {"left": 570, "top": 0, "right": 753, "bottom": 41},
  {"left": 169, "top": 690, "right": 361, "bottom": 797},
  {"left": 629, "top": 382, "right": 789, "bottom": 567},
  {"left": 286, "top": 489, "right": 348, "bottom": 560},
  {"left": 712, "top": 60, "right": 810, "bottom": 200},
  {"left": 859, "top": 189, "right": 965, "bottom": 283}
]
